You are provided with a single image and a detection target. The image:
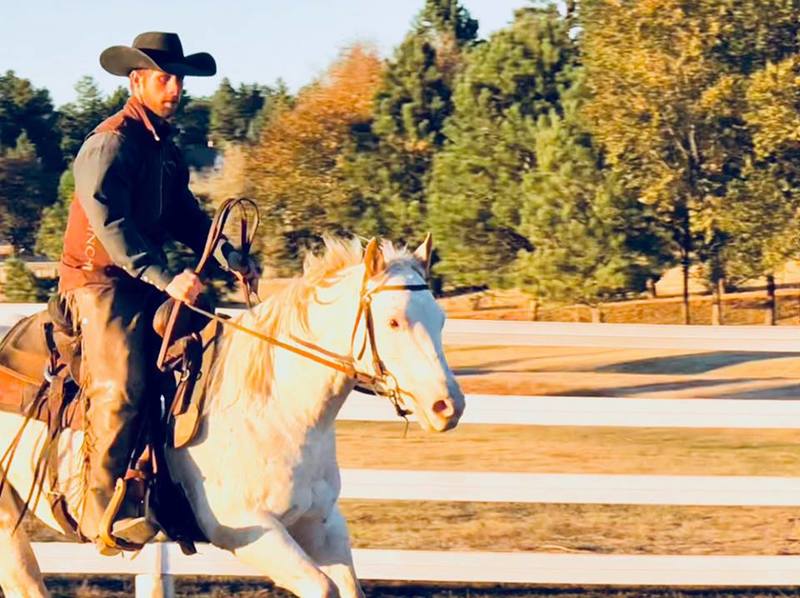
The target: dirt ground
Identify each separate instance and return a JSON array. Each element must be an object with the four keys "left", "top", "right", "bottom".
[{"left": 34, "top": 576, "right": 800, "bottom": 598}]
